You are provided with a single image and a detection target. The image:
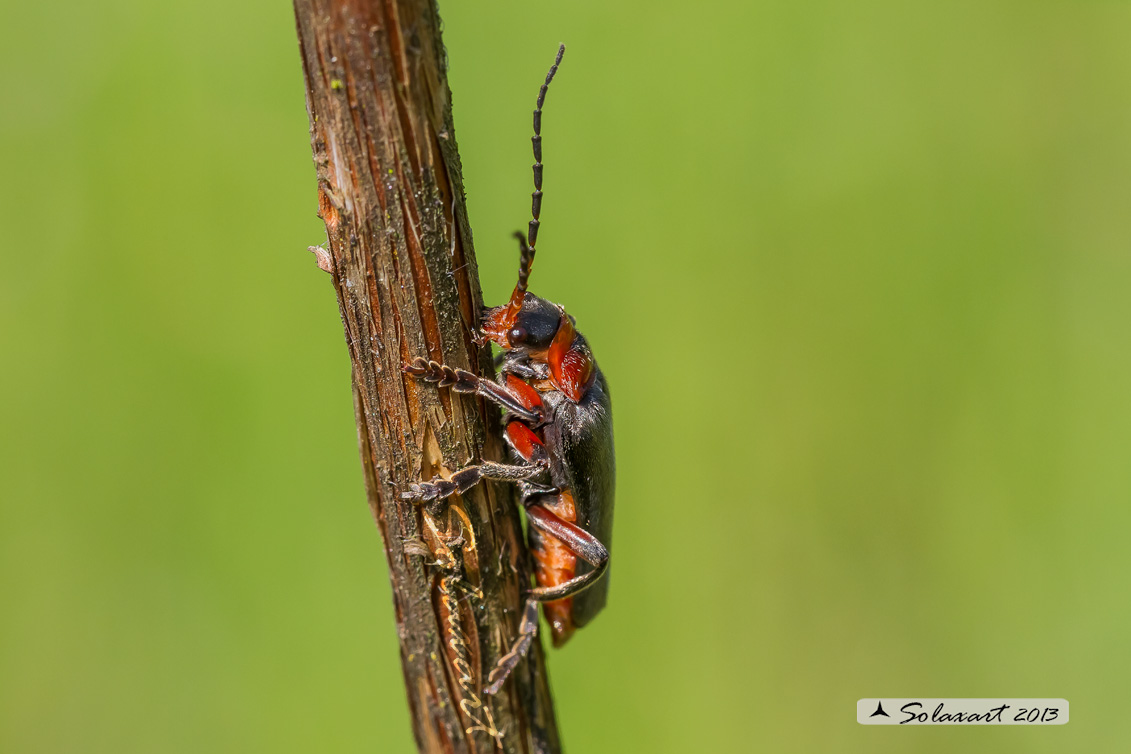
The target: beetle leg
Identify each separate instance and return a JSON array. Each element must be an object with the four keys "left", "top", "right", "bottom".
[
  {"left": 483, "top": 597, "right": 539, "bottom": 695},
  {"left": 524, "top": 504, "right": 609, "bottom": 601},
  {"left": 483, "top": 504, "right": 610, "bottom": 694},
  {"left": 497, "top": 356, "right": 550, "bottom": 382},
  {"left": 401, "top": 461, "right": 548, "bottom": 503},
  {"left": 517, "top": 480, "right": 559, "bottom": 505},
  {"left": 404, "top": 358, "right": 542, "bottom": 423}
]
